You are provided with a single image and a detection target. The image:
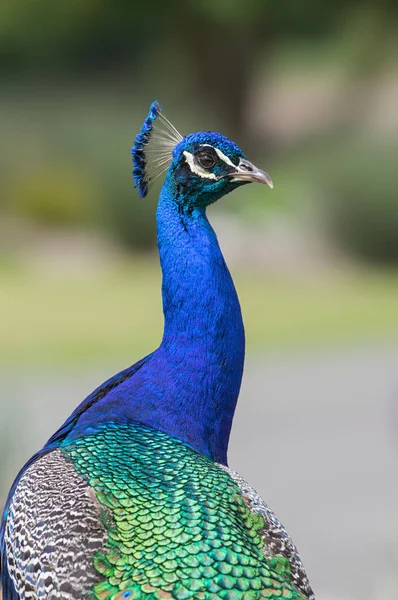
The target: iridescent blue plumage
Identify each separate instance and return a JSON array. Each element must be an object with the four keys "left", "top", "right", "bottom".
[
  {"left": 1, "top": 102, "right": 314, "bottom": 600},
  {"left": 131, "top": 100, "right": 162, "bottom": 197}
]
